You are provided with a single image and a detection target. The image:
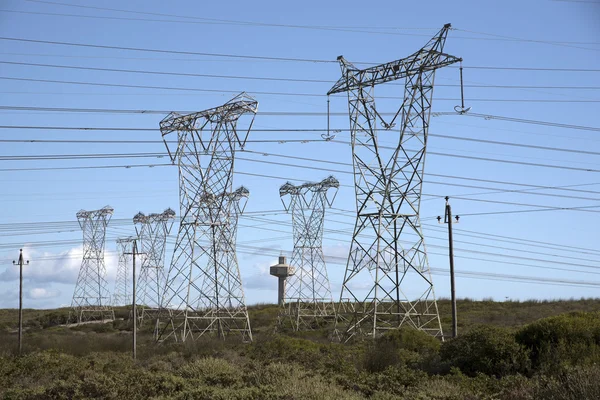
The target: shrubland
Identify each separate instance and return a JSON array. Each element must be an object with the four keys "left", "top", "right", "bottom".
[{"left": 1, "top": 298, "right": 600, "bottom": 399}]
